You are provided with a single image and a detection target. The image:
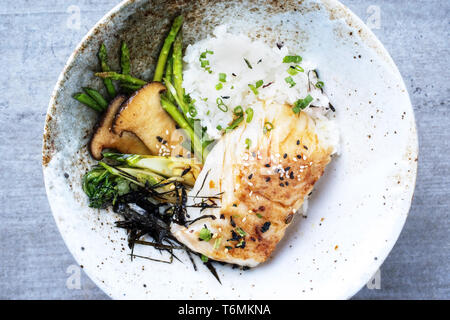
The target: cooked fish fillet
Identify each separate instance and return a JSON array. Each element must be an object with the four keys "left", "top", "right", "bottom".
[{"left": 171, "top": 101, "right": 333, "bottom": 267}]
